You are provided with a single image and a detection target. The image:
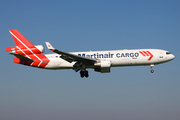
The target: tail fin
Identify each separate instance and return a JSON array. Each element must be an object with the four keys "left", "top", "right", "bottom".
[
  {"left": 9, "top": 30, "right": 34, "bottom": 48},
  {"left": 7, "top": 30, "right": 50, "bottom": 68},
  {"left": 7, "top": 29, "right": 45, "bottom": 54}
]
